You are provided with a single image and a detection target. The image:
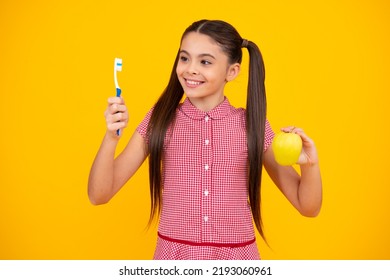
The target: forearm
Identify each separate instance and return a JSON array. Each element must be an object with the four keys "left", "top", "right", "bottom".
[
  {"left": 88, "top": 132, "right": 119, "bottom": 205},
  {"left": 297, "top": 163, "right": 322, "bottom": 217}
]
